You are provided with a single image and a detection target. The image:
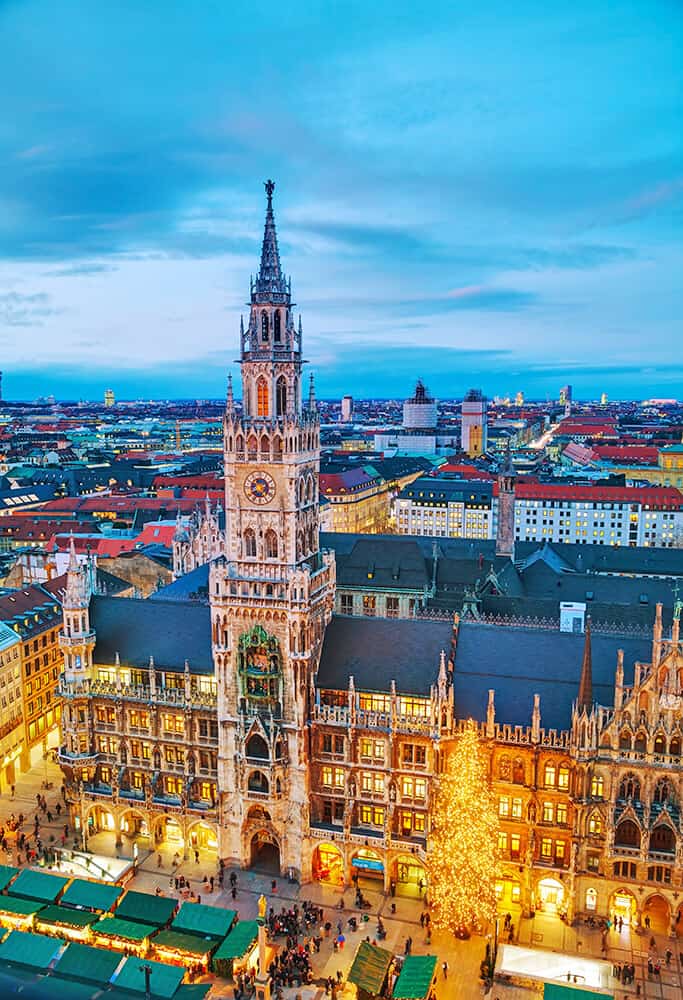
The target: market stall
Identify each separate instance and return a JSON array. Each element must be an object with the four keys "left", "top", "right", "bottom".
[
  {"left": 60, "top": 877, "right": 123, "bottom": 914},
  {"left": 114, "top": 954, "right": 185, "bottom": 999},
  {"left": 392, "top": 955, "right": 438, "bottom": 1000},
  {"left": 91, "top": 914, "right": 156, "bottom": 954},
  {"left": 347, "top": 941, "right": 394, "bottom": 1000},
  {"left": 212, "top": 919, "right": 259, "bottom": 979},
  {"left": 151, "top": 928, "right": 219, "bottom": 968},
  {"left": 6, "top": 869, "right": 69, "bottom": 904},
  {"left": 35, "top": 903, "right": 99, "bottom": 942},
  {"left": 0, "top": 896, "right": 45, "bottom": 931},
  {"left": 54, "top": 940, "right": 123, "bottom": 986},
  {"left": 115, "top": 889, "right": 177, "bottom": 927},
  {"left": 0, "top": 928, "right": 63, "bottom": 971}
]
